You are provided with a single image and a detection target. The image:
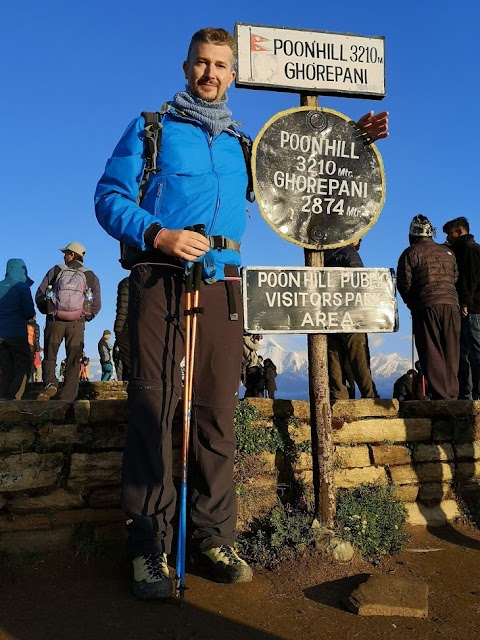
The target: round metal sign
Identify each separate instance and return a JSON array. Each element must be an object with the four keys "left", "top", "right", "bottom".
[{"left": 252, "top": 106, "right": 386, "bottom": 249}]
